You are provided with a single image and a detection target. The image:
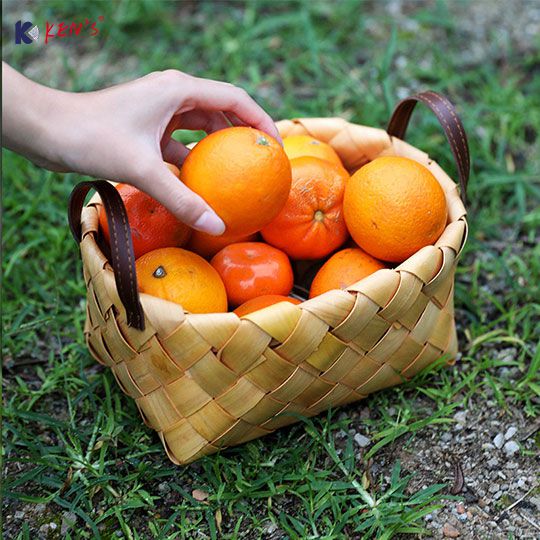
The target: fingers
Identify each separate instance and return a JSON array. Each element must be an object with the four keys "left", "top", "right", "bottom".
[
  {"left": 162, "top": 138, "right": 190, "bottom": 166},
  {"left": 181, "top": 77, "right": 282, "bottom": 144},
  {"left": 179, "top": 110, "right": 231, "bottom": 133},
  {"left": 135, "top": 161, "right": 225, "bottom": 235}
]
